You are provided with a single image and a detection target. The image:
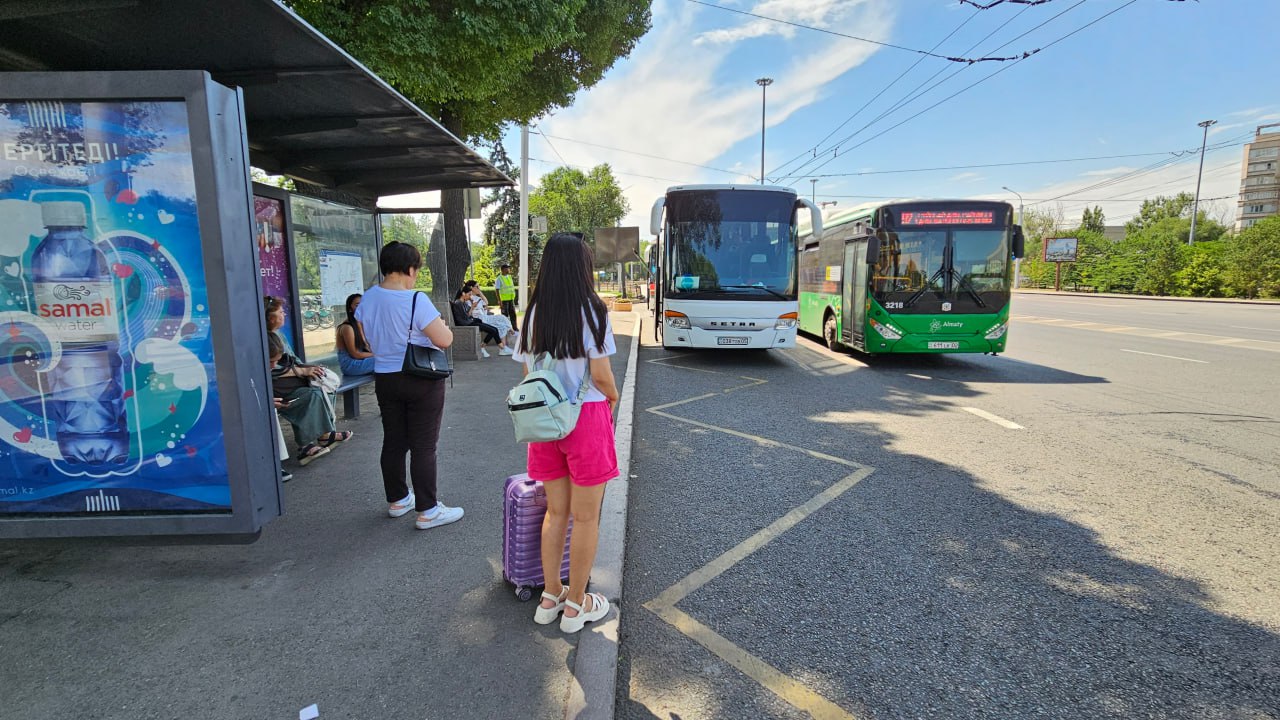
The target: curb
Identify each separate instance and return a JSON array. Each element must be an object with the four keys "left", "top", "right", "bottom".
[
  {"left": 564, "top": 312, "right": 640, "bottom": 720},
  {"left": 1013, "top": 288, "right": 1280, "bottom": 306}
]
